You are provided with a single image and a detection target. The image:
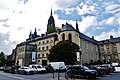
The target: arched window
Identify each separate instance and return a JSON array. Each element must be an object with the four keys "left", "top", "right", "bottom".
[
  {"left": 62, "top": 33, "right": 65, "bottom": 41},
  {"left": 68, "top": 33, "right": 72, "bottom": 42}
]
